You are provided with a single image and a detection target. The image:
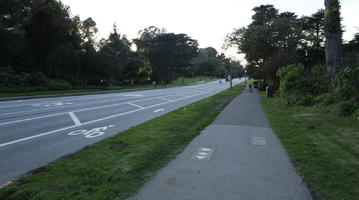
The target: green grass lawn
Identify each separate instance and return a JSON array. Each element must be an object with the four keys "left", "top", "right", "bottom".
[
  {"left": 261, "top": 97, "right": 359, "bottom": 200},
  {"left": 0, "top": 83, "right": 245, "bottom": 200},
  {"left": 0, "top": 76, "right": 216, "bottom": 98}
]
